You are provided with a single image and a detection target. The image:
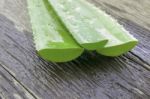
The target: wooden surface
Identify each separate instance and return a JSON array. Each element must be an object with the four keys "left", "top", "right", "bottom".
[{"left": 0, "top": 0, "right": 150, "bottom": 99}]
